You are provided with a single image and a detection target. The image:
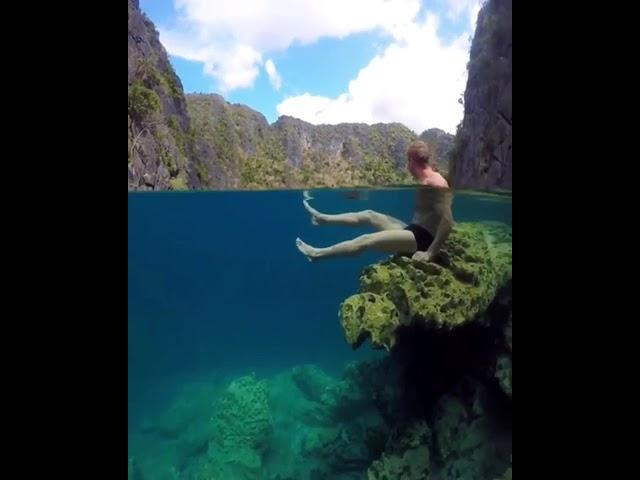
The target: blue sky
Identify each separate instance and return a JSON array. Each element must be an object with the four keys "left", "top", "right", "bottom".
[{"left": 139, "top": 0, "right": 482, "bottom": 134}]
